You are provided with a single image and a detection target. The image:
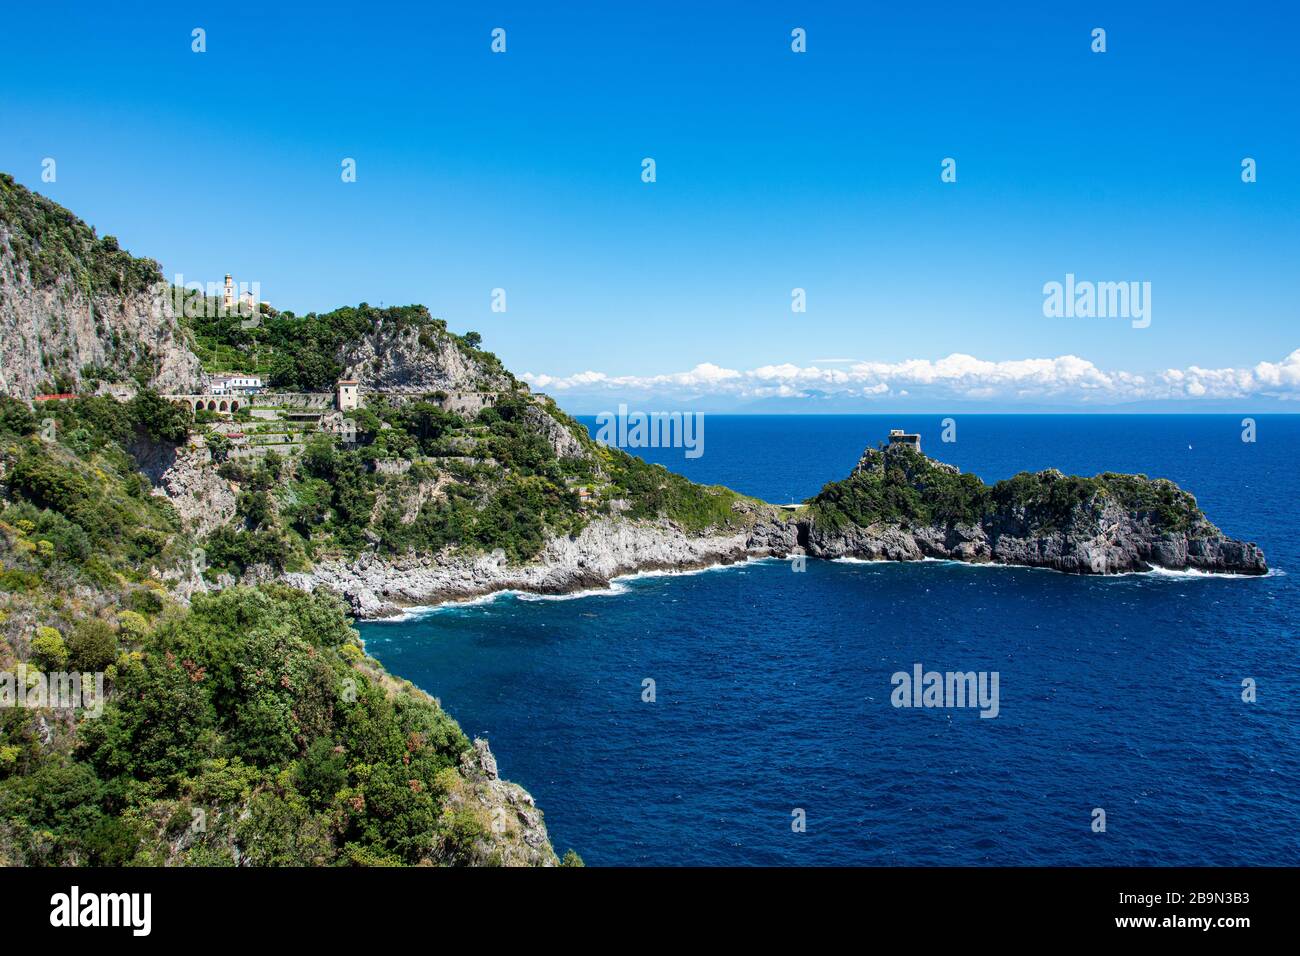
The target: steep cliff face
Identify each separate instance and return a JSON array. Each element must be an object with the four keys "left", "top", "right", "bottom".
[
  {"left": 339, "top": 315, "right": 516, "bottom": 394},
  {"left": 130, "top": 441, "right": 237, "bottom": 535},
  {"left": 804, "top": 509, "right": 1266, "bottom": 574},
  {"left": 445, "top": 739, "right": 559, "bottom": 866},
  {"left": 524, "top": 400, "right": 588, "bottom": 459},
  {"left": 0, "top": 174, "right": 207, "bottom": 399}
]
